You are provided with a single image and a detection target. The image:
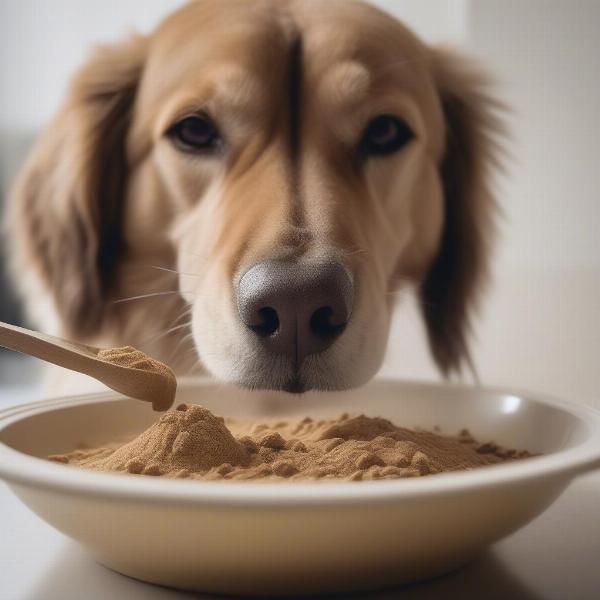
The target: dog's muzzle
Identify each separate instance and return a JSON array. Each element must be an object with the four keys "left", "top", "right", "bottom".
[{"left": 237, "top": 260, "right": 353, "bottom": 366}]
